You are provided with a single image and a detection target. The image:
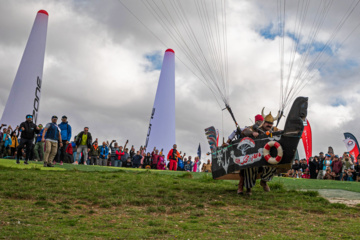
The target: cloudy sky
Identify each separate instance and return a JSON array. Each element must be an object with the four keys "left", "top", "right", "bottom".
[{"left": 1, "top": 0, "right": 360, "bottom": 161}]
